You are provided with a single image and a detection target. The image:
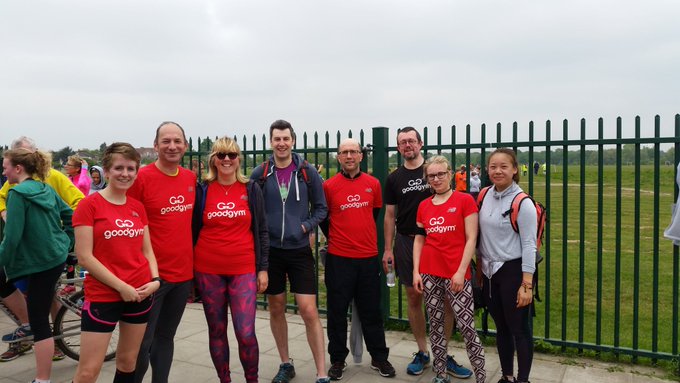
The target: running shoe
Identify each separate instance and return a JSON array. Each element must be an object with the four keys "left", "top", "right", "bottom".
[
  {"left": 272, "top": 360, "right": 295, "bottom": 383},
  {"left": 406, "top": 350, "right": 430, "bottom": 375},
  {"left": 370, "top": 359, "right": 396, "bottom": 377},
  {"left": 328, "top": 361, "right": 346, "bottom": 380},
  {"left": 2, "top": 325, "right": 33, "bottom": 343},
  {"left": 446, "top": 355, "right": 472, "bottom": 378},
  {"left": 0, "top": 342, "right": 32, "bottom": 362},
  {"left": 53, "top": 346, "right": 66, "bottom": 361}
]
